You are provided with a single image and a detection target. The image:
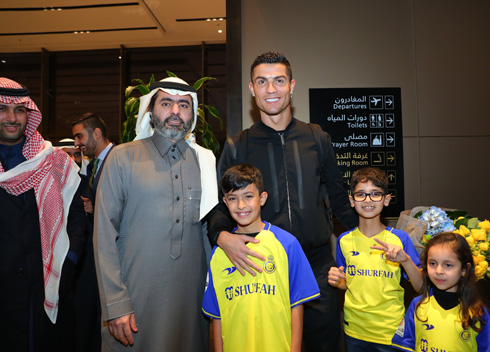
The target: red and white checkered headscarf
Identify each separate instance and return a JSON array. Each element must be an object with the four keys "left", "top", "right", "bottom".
[{"left": 0, "top": 77, "right": 80, "bottom": 323}]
